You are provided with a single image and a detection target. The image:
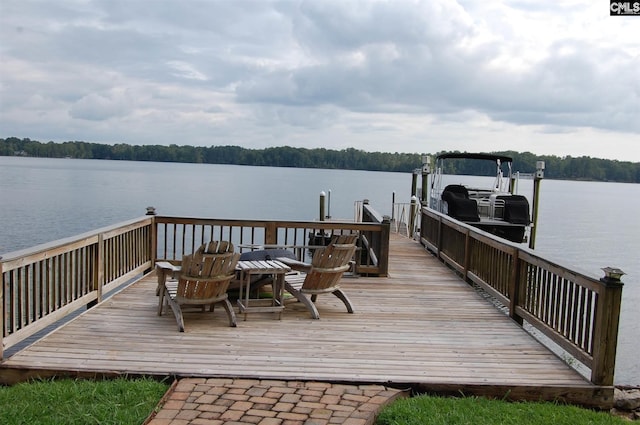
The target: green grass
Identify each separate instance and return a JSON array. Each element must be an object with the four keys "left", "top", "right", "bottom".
[
  {"left": 1, "top": 379, "right": 628, "bottom": 425},
  {"left": 0, "top": 377, "right": 170, "bottom": 425},
  {"left": 376, "top": 395, "right": 627, "bottom": 425}
]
